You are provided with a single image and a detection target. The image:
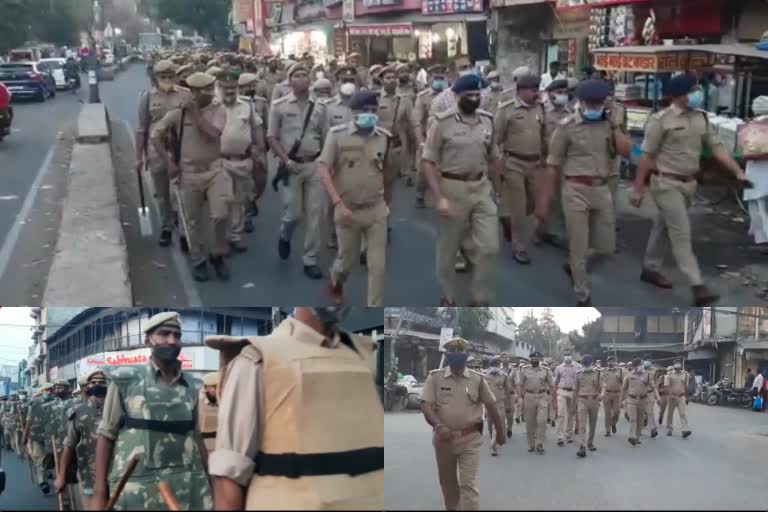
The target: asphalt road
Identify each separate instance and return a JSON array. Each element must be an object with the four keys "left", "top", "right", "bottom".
[
  {"left": 0, "top": 448, "right": 57, "bottom": 511},
  {"left": 385, "top": 403, "right": 767, "bottom": 510}
]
